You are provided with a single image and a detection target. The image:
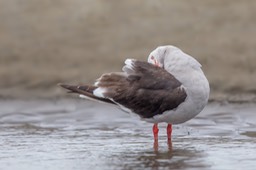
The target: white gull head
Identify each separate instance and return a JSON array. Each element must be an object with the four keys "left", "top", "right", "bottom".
[
  {"left": 146, "top": 45, "right": 210, "bottom": 124},
  {"left": 148, "top": 45, "right": 201, "bottom": 70}
]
